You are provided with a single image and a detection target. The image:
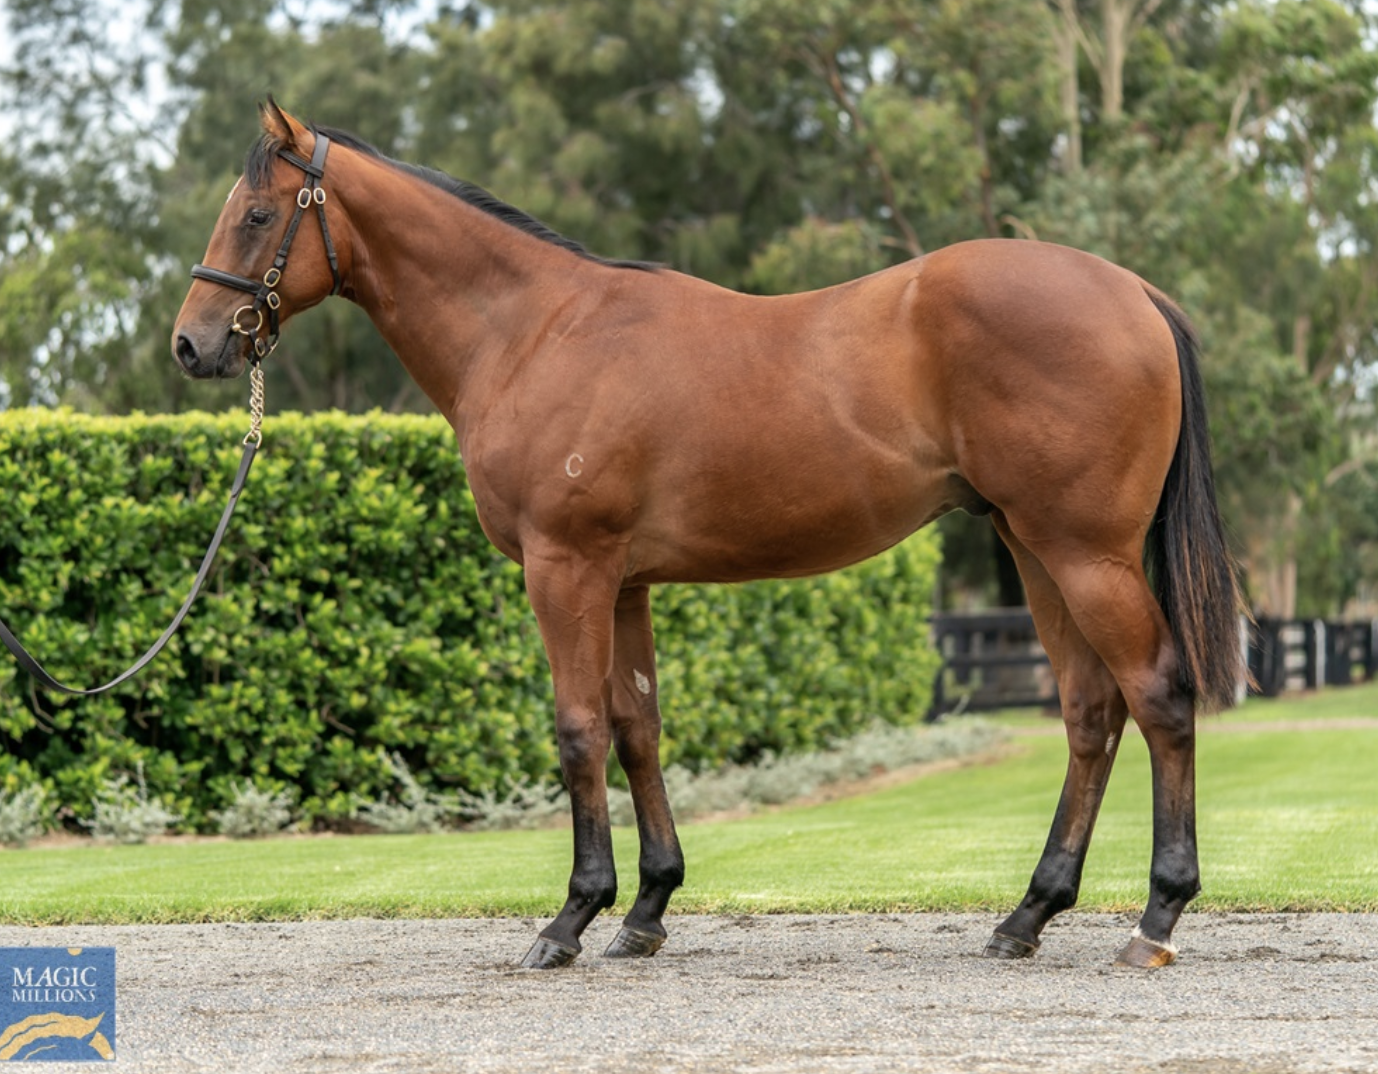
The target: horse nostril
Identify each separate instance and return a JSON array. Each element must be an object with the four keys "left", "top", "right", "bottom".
[{"left": 175, "top": 333, "right": 200, "bottom": 371}]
